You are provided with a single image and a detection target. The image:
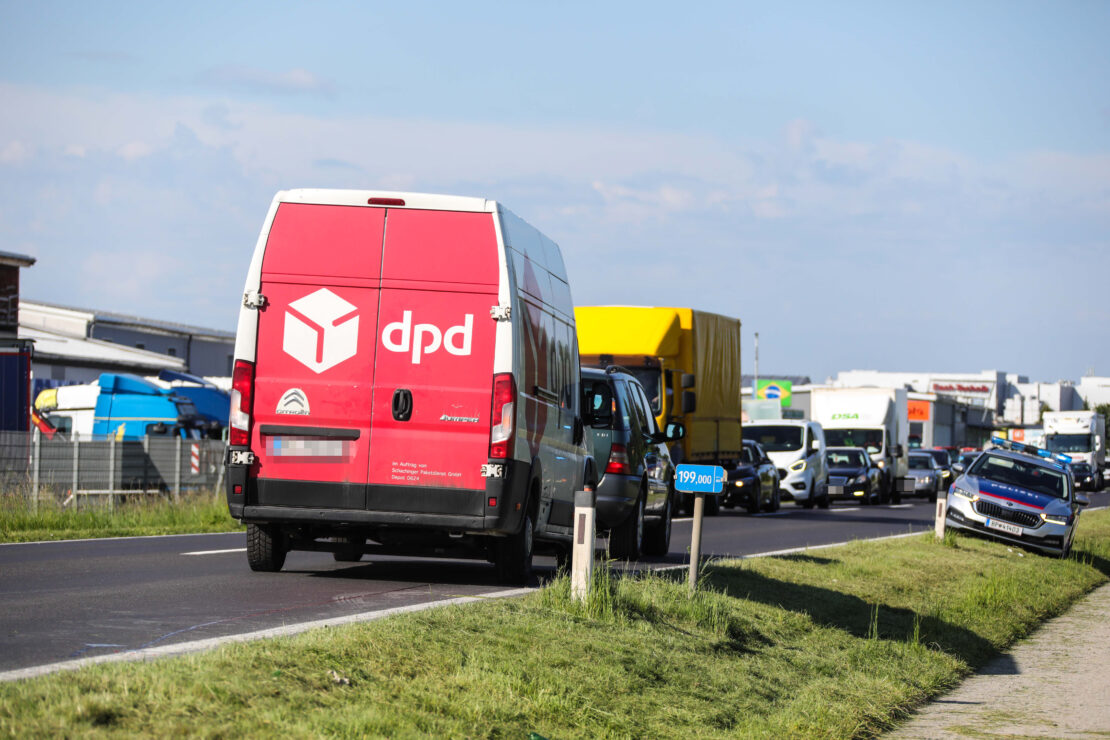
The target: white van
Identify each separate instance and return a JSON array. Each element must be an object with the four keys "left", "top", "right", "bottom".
[
  {"left": 743, "top": 420, "right": 828, "bottom": 507},
  {"left": 225, "top": 189, "right": 595, "bottom": 583}
]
